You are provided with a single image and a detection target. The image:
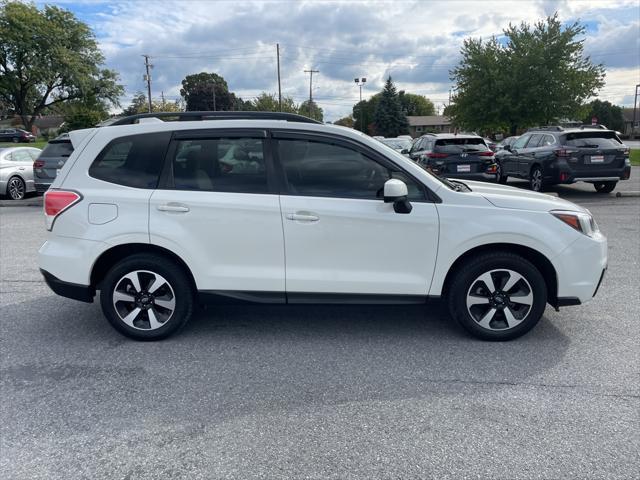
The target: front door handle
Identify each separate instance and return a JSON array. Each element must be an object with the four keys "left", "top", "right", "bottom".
[
  {"left": 157, "top": 203, "right": 190, "bottom": 213},
  {"left": 286, "top": 212, "right": 319, "bottom": 222}
]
